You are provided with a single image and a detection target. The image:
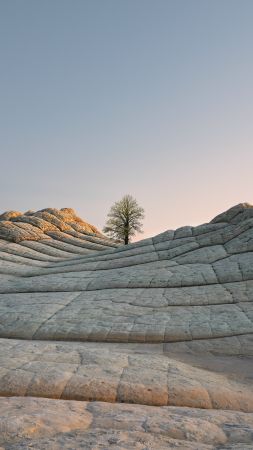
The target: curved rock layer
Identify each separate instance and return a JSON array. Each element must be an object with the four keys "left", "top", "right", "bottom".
[
  {"left": 0, "top": 203, "right": 253, "bottom": 449},
  {"left": 0, "top": 207, "right": 113, "bottom": 243}
]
